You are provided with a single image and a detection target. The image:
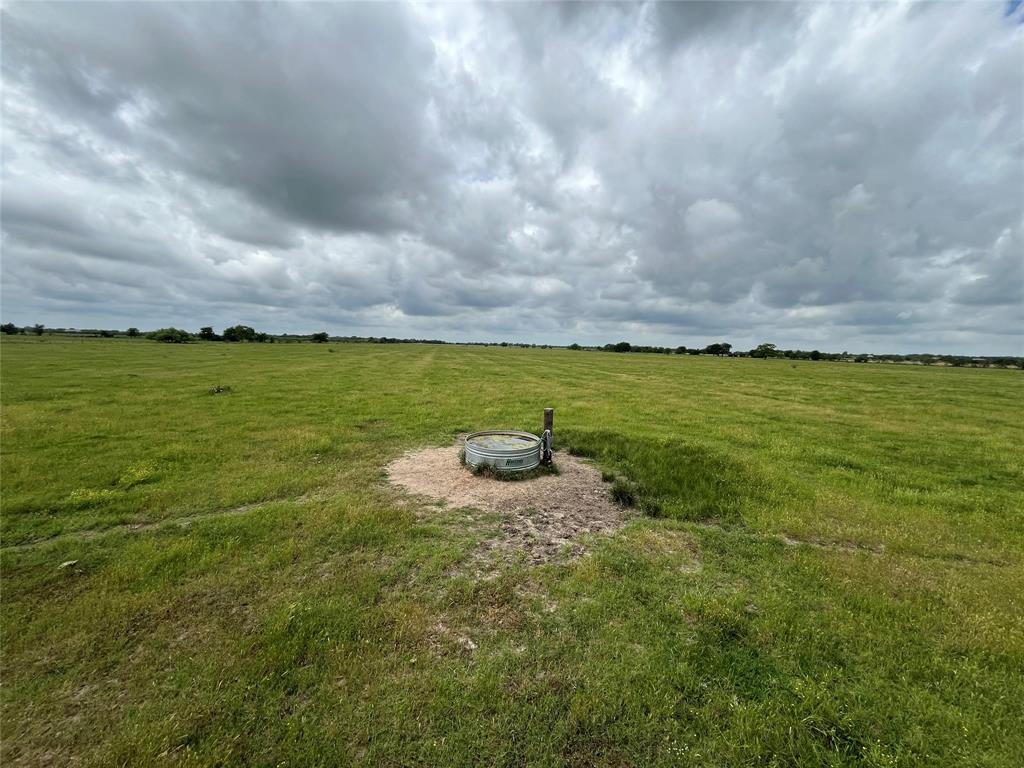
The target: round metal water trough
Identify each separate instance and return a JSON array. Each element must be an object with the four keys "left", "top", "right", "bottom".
[{"left": 464, "top": 431, "right": 542, "bottom": 472}]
